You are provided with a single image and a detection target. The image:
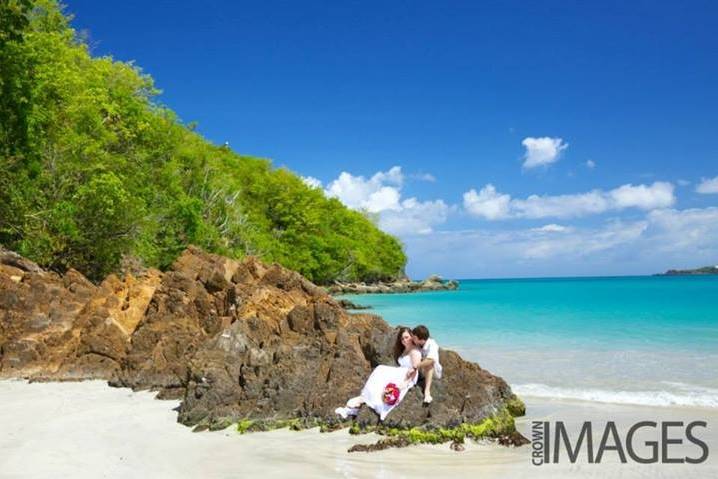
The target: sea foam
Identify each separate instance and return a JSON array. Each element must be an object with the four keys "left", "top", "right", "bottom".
[{"left": 514, "top": 383, "right": 718, "bottom": 408}]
